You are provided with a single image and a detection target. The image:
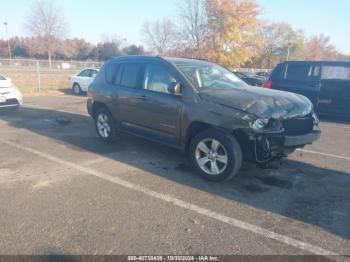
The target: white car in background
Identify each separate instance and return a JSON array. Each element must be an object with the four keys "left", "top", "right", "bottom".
[
  {"left": 0, "top": 74, "right": 22, "bottom": 110},
  {"left": 69, "top": 68, "right": 99, "bottom": 95}
]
